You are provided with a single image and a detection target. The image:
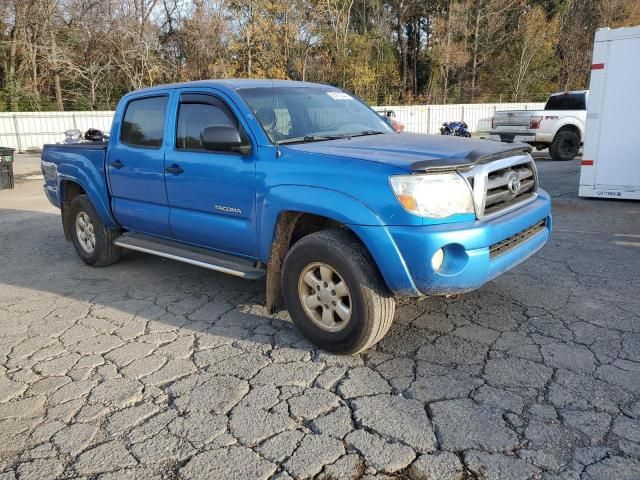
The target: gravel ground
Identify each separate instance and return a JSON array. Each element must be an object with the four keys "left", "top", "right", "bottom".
[{"left": 1, "top": 153, "right": 639, "bottom": 479}]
